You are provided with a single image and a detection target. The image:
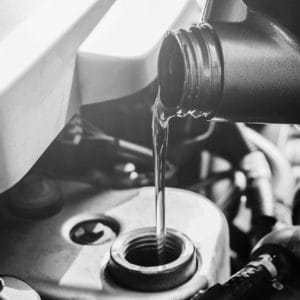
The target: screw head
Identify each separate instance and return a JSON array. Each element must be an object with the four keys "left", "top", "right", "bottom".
[{"left": 70, "top": 218, "right": 119, "bottom": 245}]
